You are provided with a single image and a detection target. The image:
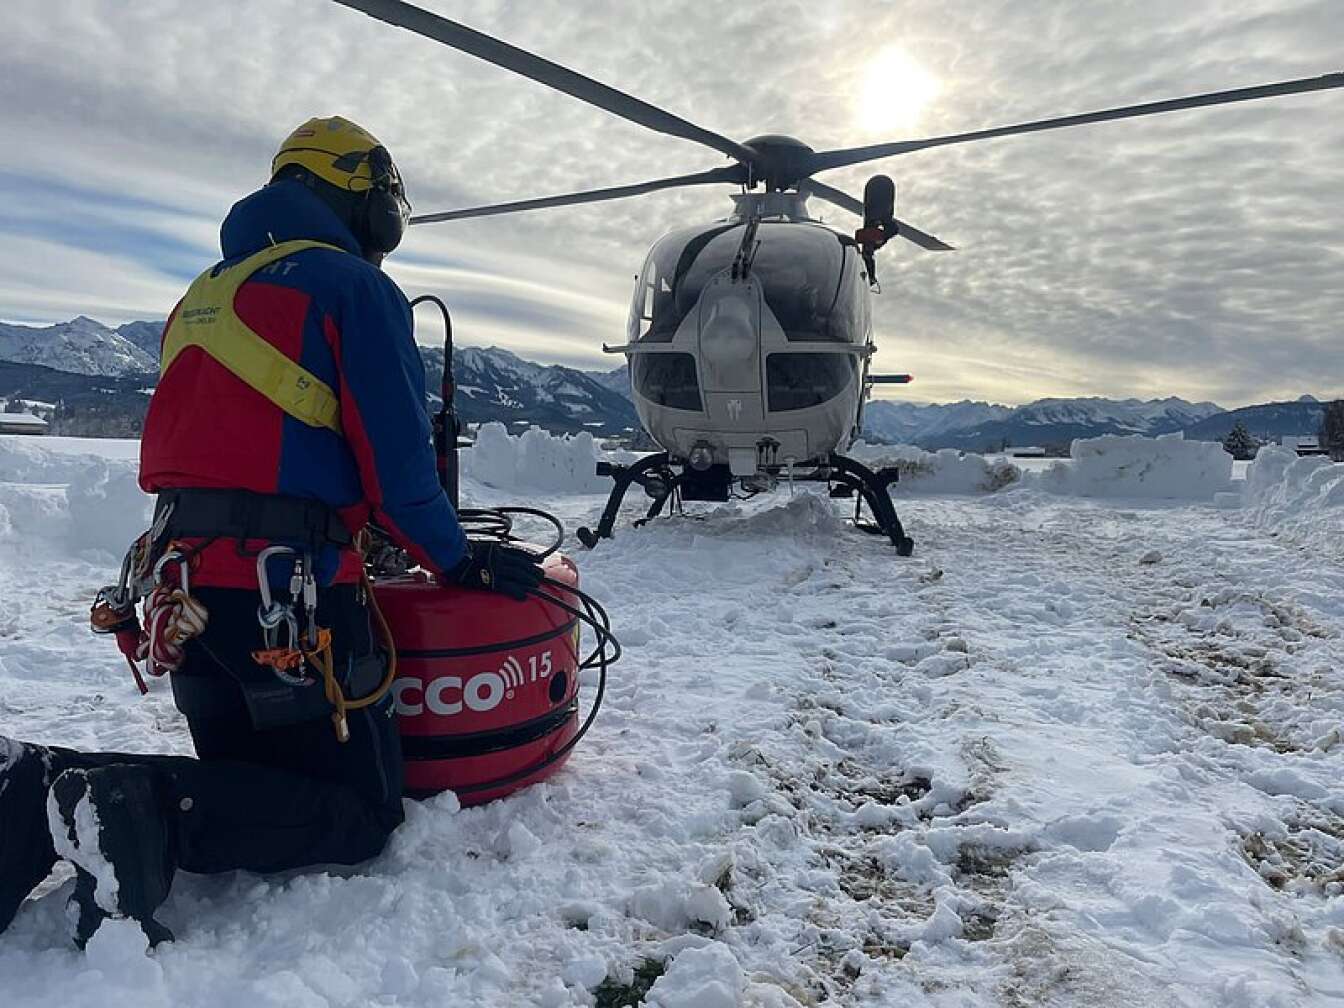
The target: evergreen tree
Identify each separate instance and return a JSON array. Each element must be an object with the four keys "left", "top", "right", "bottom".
[
  {"left": 1221, "top": 421, "right": 1259, "bottom": 460},
  {"left": 1321, "top": 400, "right": 1344, "bottom": 462}
]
